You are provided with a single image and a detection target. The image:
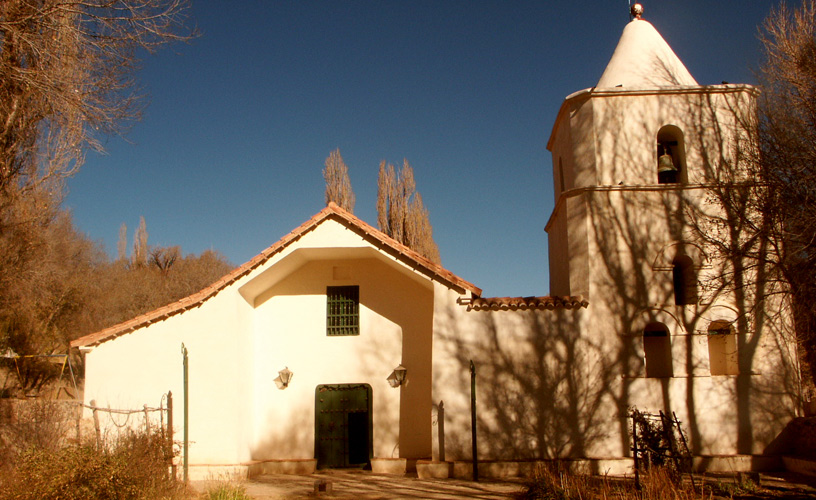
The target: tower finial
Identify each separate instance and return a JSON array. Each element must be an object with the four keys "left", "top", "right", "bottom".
[{"left": 630, "top": 3, "right": 644, "bottom": 20}]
